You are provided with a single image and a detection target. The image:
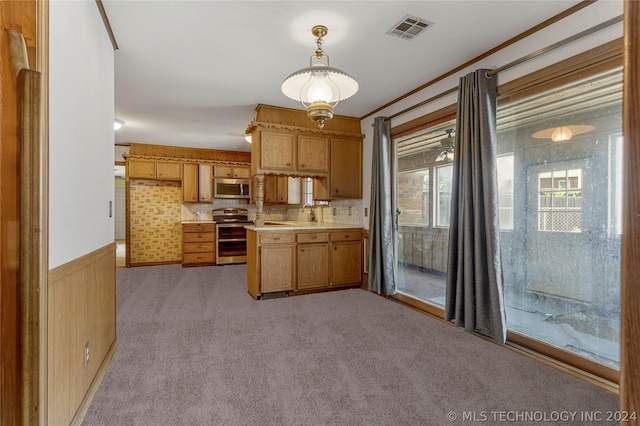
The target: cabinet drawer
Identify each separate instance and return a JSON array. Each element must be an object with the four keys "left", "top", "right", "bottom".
[
  {"left": 259, "top": 232, "right": 295, "bottom": 244},
  {"left": 183, "top": 223, "right": 215, "bottom": 233},
  {"left": 183, "top": 232, "right": 214, "bottom": 243},
  {"left": 330, "top": 230, "right": 362, "bottom": 242},
  {"left": 183, "top": 242, "right": 215, "bottom": 253},
  {"left": 297, "top": 232, "right": 329, "bottom": 243},
  {"left": 183, "top": 252, "right": 215, "bottom": 264}
]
